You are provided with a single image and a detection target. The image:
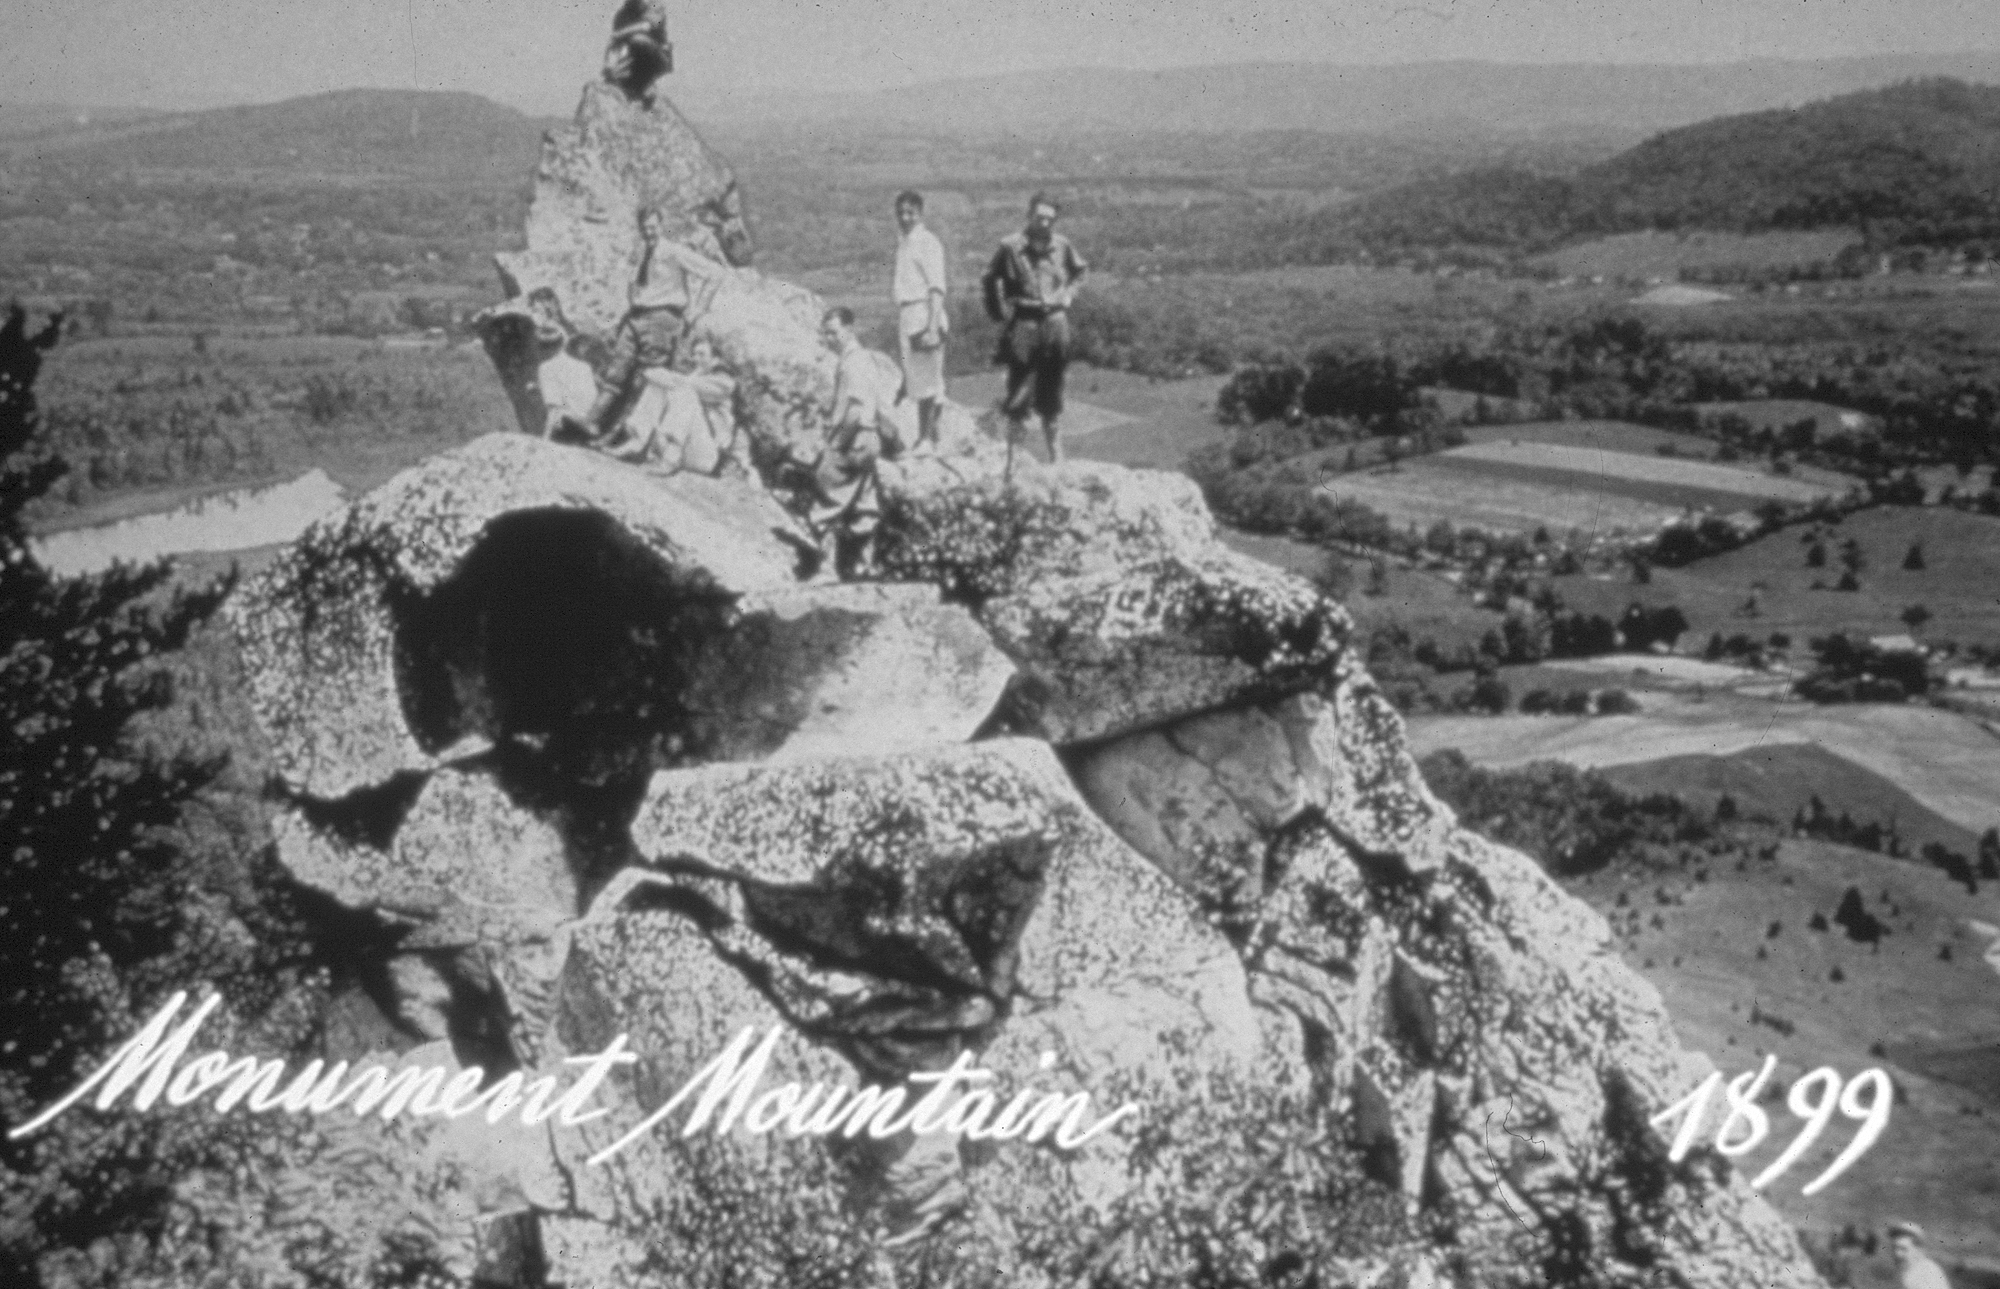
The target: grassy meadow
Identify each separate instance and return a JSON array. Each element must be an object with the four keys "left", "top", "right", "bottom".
[{"left": 1553, "top": 505, "right": 2000, "bottom": 648}]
